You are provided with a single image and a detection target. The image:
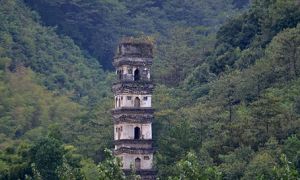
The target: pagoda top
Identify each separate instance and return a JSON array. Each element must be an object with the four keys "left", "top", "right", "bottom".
[
  {"left": 114, "top": 37, "right": 154, "bottom": 61},
  {"left": 119, "top": 37, "right": 154, "bottom": 46}
]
